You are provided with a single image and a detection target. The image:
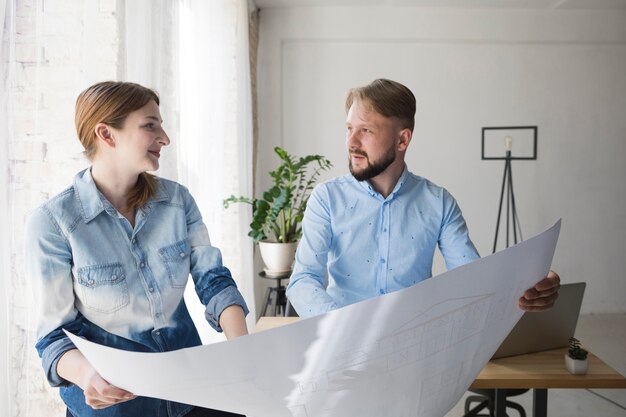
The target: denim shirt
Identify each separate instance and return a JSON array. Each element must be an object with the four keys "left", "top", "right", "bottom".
[
  {"left": 25, "top": 169, "right": 249, "bottom": 417},
  {"left": 287, "top": 166, "right": 480, "bottom": 318}
]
